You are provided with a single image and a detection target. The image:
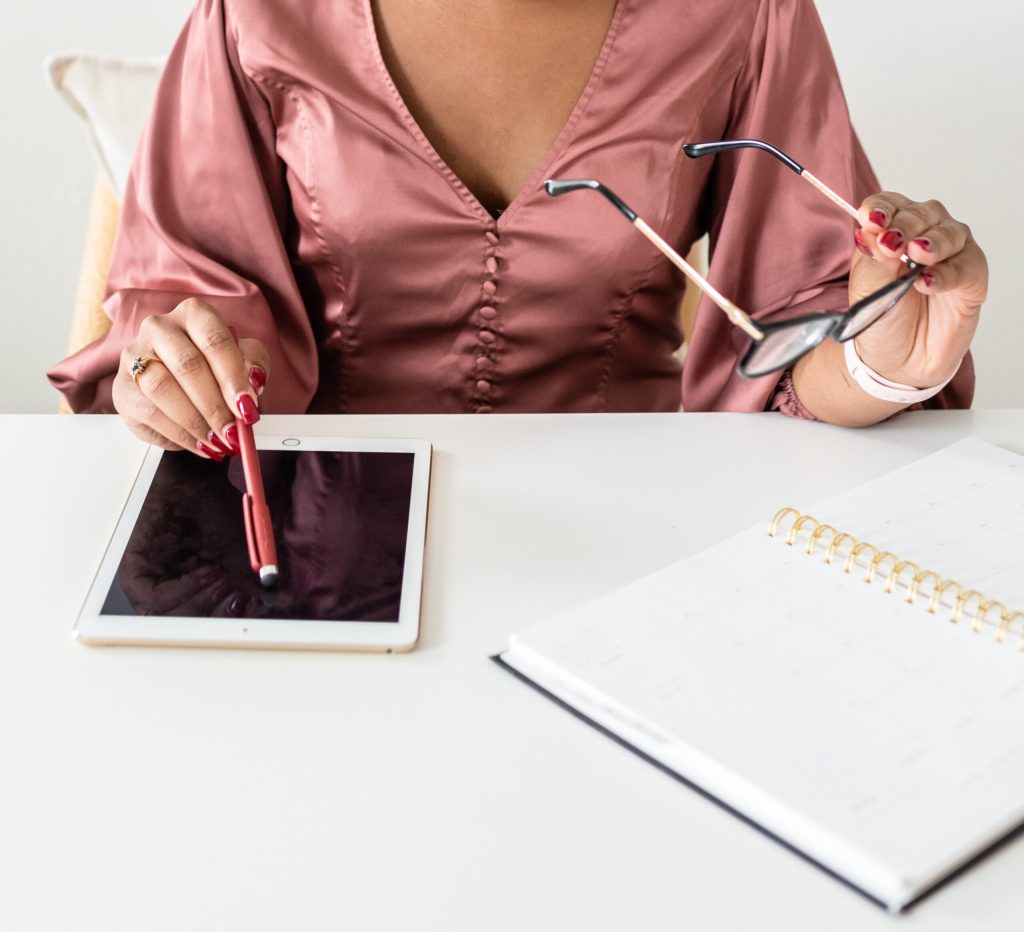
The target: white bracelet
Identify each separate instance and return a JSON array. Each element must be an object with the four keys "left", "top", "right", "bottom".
[{"left": 843, "top": 339, "right": 960, "bottom": 405}]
